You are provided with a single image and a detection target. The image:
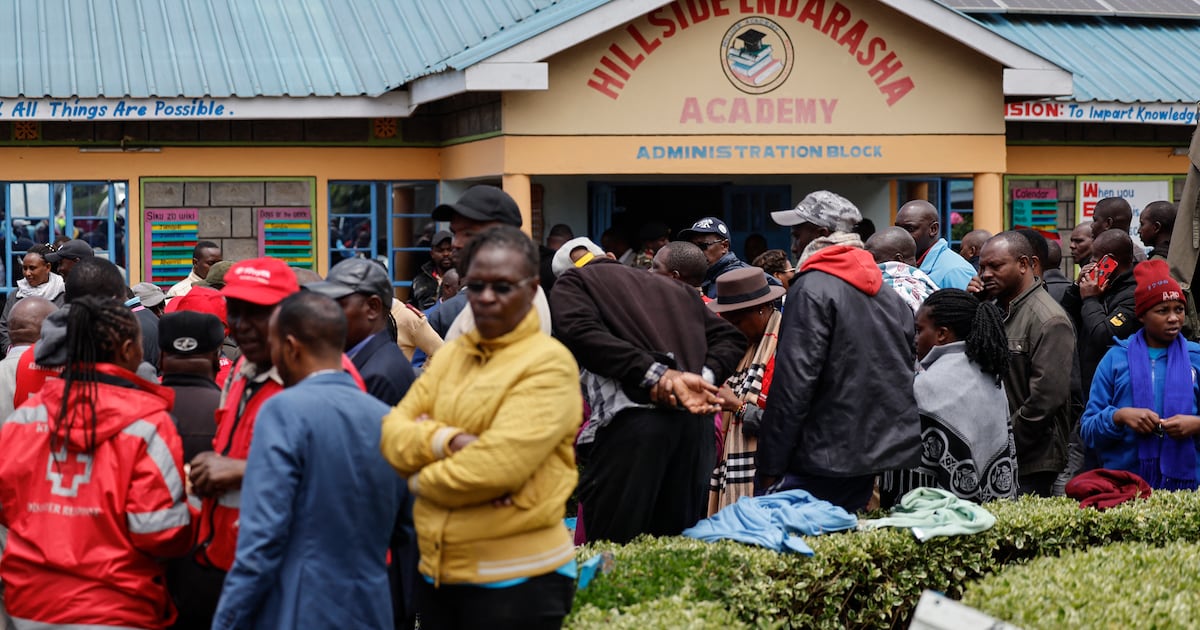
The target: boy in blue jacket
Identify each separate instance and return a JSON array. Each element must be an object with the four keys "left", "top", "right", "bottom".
[{"left": 1081, "top": 259, "right": 1200, "bottom": 488}]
